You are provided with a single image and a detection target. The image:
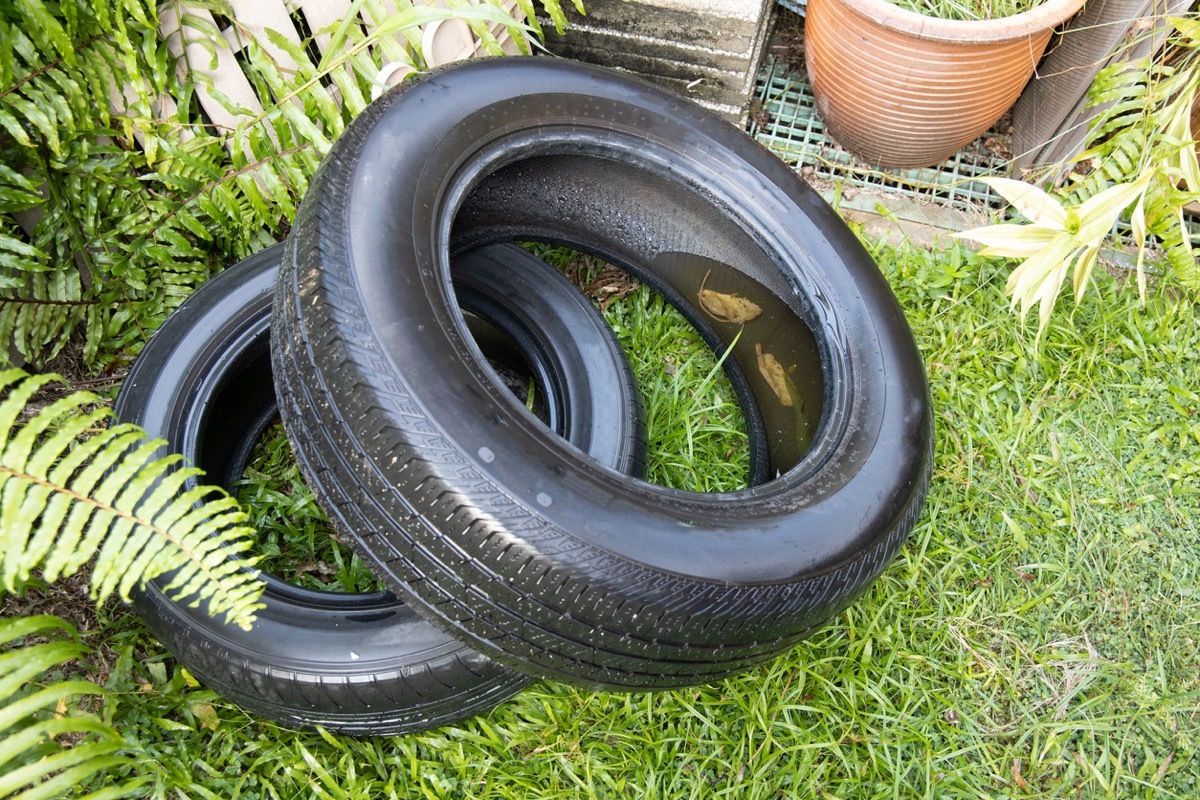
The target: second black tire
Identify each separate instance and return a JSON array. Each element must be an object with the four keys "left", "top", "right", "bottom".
[{"left": 116, "top": 241, "right": 641, "bottom": 734}]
